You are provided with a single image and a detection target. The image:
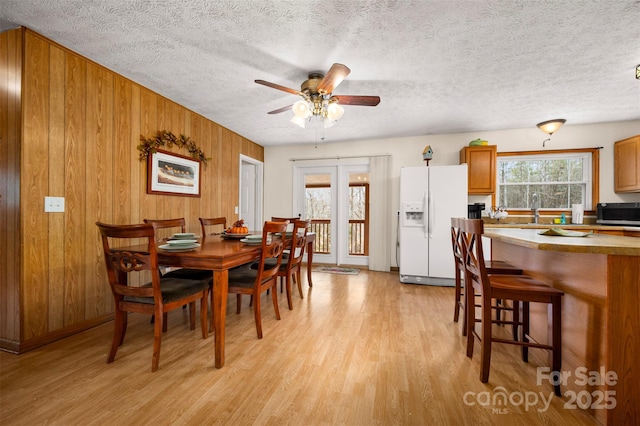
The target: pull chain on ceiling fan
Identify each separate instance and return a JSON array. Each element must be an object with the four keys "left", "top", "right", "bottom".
[{"left": 255, "top": 63, "right": 380, "bottom": 128}]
